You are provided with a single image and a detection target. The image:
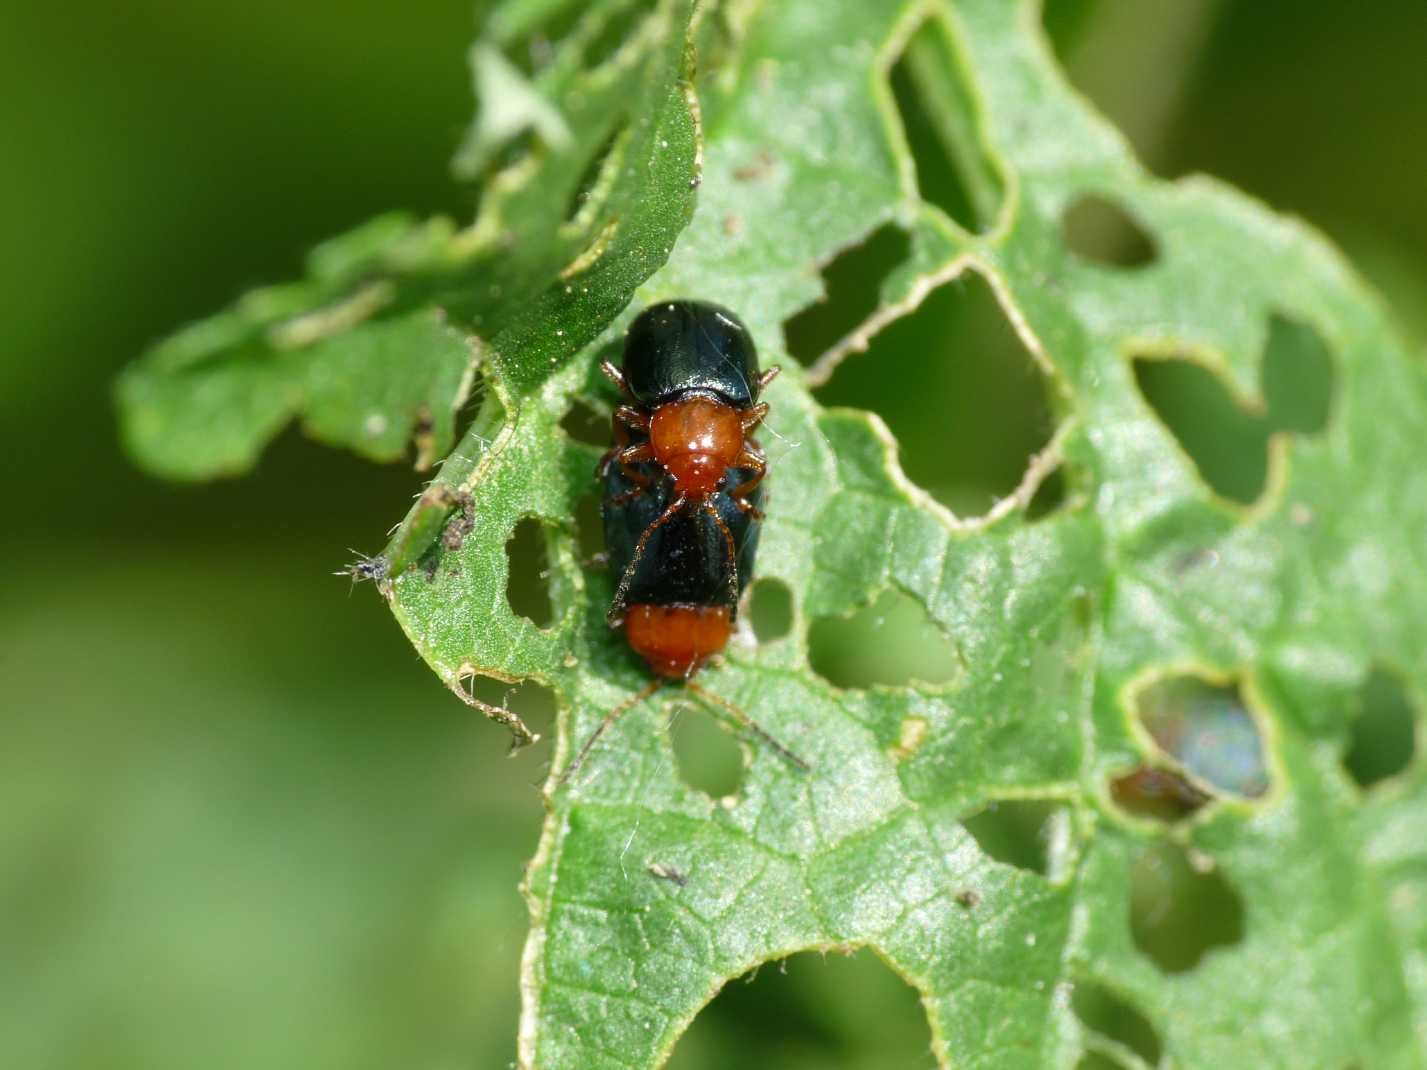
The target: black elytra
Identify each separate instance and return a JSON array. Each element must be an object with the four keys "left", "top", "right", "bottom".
[
  {"left": 602, "top": 461, "right": 763, "bottom": 616},
  {"left": 620, "top": 300, "right": 763, "bottom": 409}
]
